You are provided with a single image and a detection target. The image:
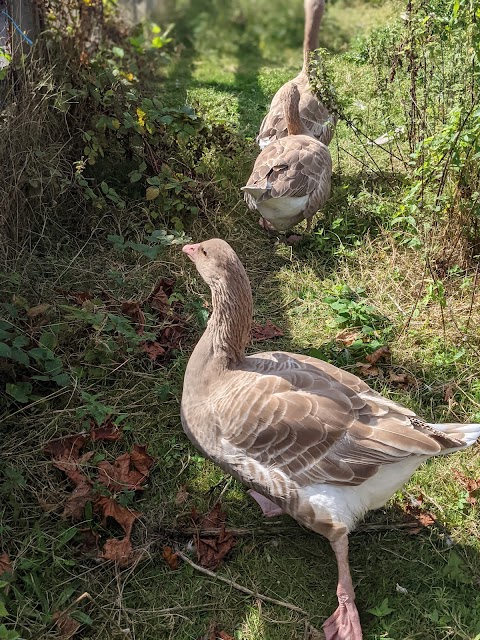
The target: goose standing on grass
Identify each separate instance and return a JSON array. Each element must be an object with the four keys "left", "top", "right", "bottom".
[
  {"left": 257, "top": 0, "right": 336, "bottom": 149},
  {"left": 243, "top": 82, "right": 331, "bottom": 233},
  {"left": 181, "top": 238, "right": 480, "bottom": 640}
]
